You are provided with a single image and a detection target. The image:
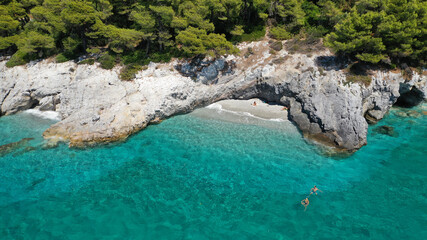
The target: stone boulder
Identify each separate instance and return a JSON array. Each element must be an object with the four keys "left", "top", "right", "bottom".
[{"left": 175, "top": 58, "right": 234, "bottom": 84}]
